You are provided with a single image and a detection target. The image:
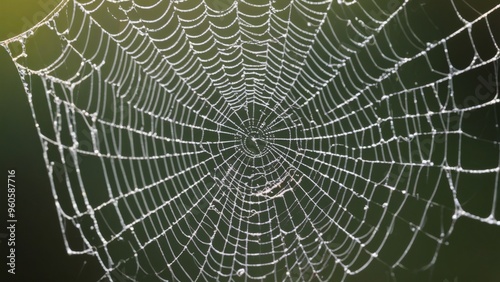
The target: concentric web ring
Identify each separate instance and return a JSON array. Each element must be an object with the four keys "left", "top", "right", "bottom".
[{"left": 2, "top": 0, "right": 500, "bottom": 281}]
